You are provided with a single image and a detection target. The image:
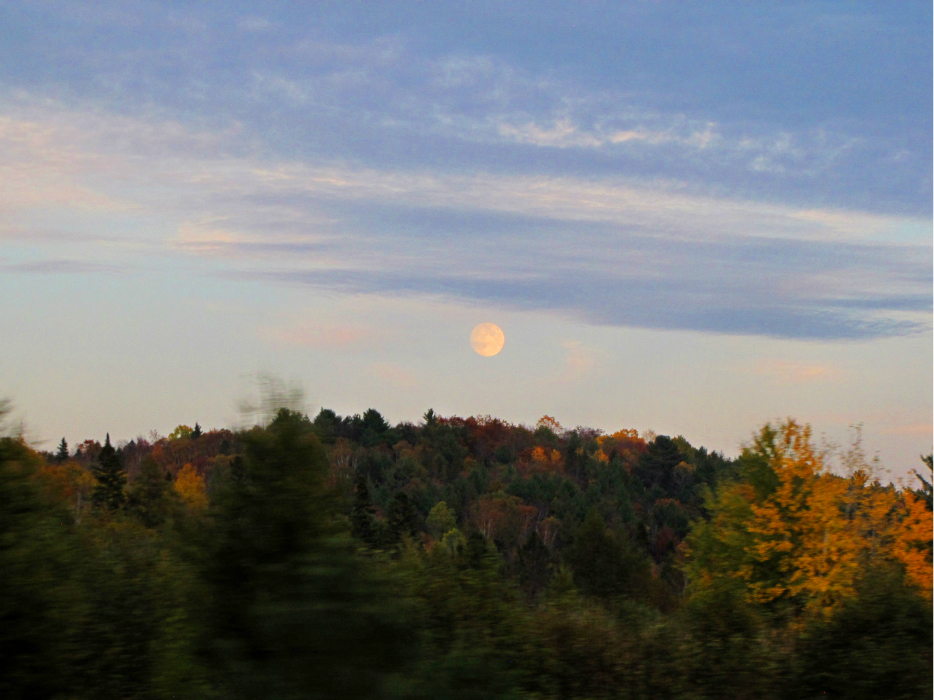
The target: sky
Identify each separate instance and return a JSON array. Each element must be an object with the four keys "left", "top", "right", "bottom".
[{"left": 1, "top": 1, "right": 931, "bottom": 480}]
